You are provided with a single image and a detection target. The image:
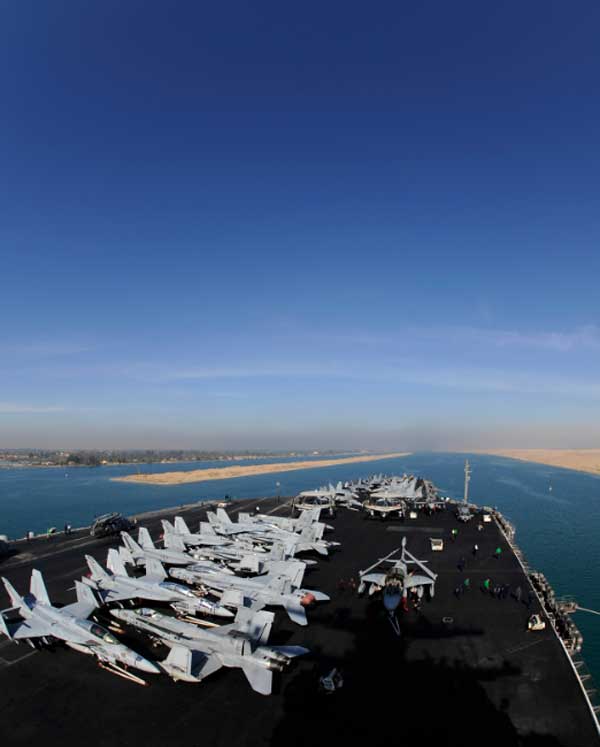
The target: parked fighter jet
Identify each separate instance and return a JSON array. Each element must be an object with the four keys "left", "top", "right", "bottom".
[
  {"left": 169, "top": 565, "right": 328, "bottom": 625},
  {"left": 187, "top": 523, "right": 267, "bottom": 555},
  {"left": 207, "top": 508, "right": 336, "bottom": 556},
  {"left": 358, "top": 538, "right": 437, "bottom": 634},
  {"left": 112, "top": 606, "right": 308, "bottom": 694},
  {"left": 84, "top": 551, "right": 233, "bottom": 618},
  {"left": 187, "top": 538, "right": 318, "bottom": 575},
  {"left": 326, "top": 481, "right": 363, "bottom": 509},
  {"left": 120, "top": 529, "right": 199, "bottom": 567},
  {"left": 0, "top": 569, "right": 159, "bottom": 683},
  {"left": 370, "top": 475, "right": 425, "bottom": 501},
  {"left": 161, "top": 517, "right": 231, "bottom": 547},
  {"left": 237, "top": 507, "right": 332, "bottom": 536}
]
